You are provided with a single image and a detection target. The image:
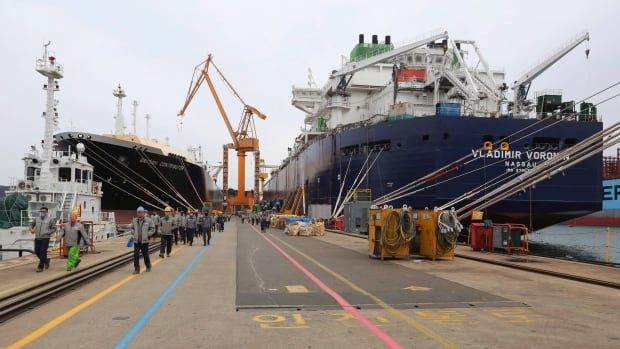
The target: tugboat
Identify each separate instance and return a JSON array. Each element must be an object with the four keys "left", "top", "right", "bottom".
[{"left": 0, "top": 43, "right": 115, "bottom": 260}]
